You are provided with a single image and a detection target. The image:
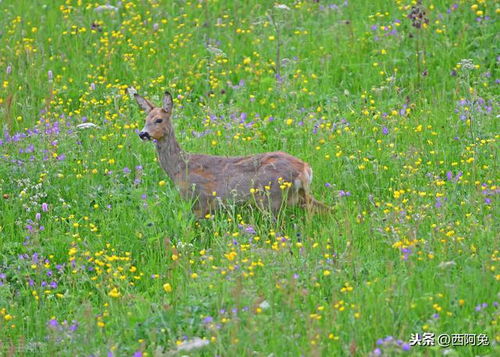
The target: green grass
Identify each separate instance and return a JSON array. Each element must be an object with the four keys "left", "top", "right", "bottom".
[{"left": 0, "top": 0, "right": 498, "bottom": 355}]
